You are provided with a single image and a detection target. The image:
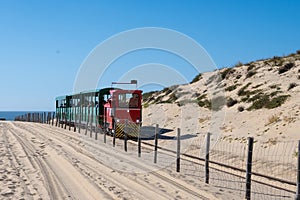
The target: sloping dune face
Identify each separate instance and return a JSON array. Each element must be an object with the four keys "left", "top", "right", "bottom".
[{"left": 143, "top": 52, "right": 300, "bottom": 142}]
